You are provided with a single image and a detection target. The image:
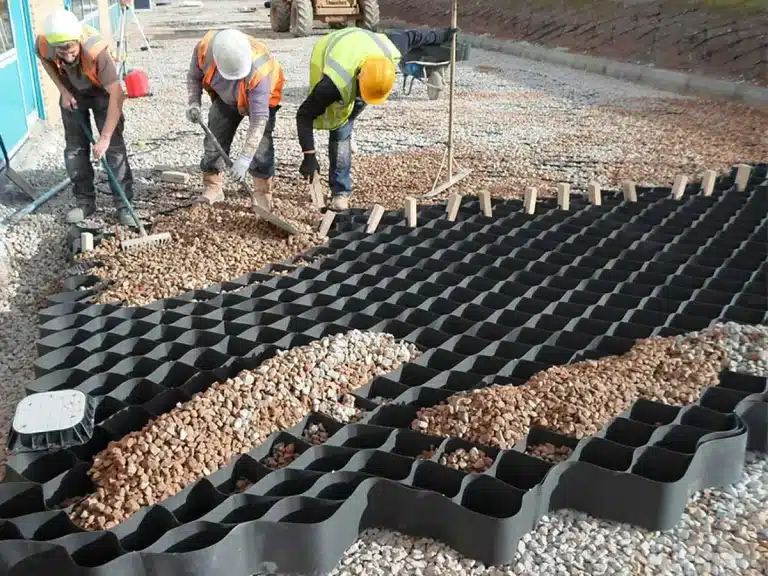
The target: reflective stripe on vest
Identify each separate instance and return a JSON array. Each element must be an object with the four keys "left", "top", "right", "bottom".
[
  {"left": 36, "top": 25, "right": 110, "bottom": 88},
  {"left": 309, "top": 28, "right": 401, "bottom": 131},
  {"left": 198, "top": 30, "right": 283, "bottom": 115}
]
